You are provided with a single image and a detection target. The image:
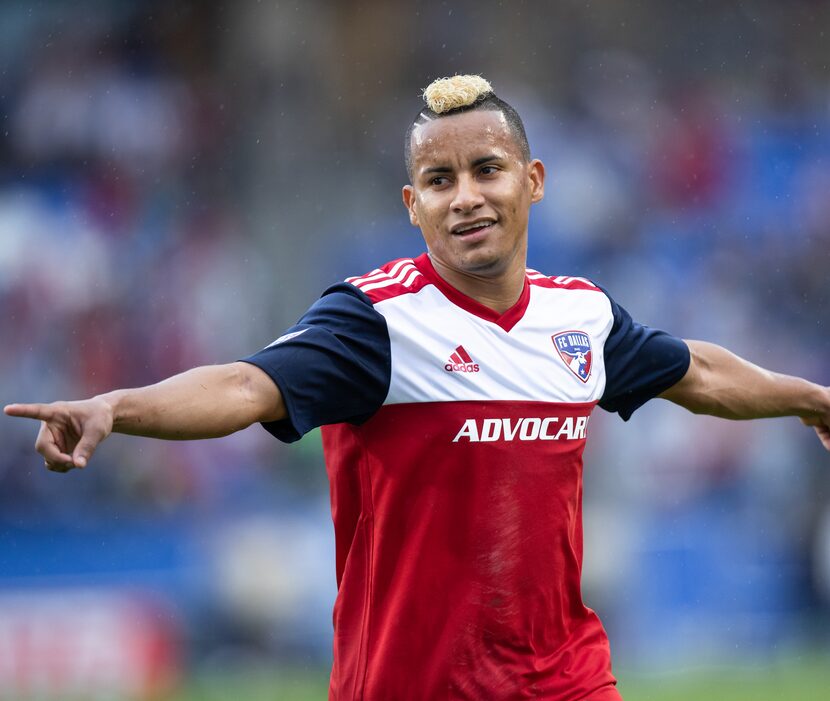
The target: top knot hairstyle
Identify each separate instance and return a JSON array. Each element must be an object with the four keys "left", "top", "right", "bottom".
[
  {"left": 404, "top": 74, "right": 531, "bottom": 179},
  {"left": 422, "top": 75, "right": 494, "bottom": 114}
]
